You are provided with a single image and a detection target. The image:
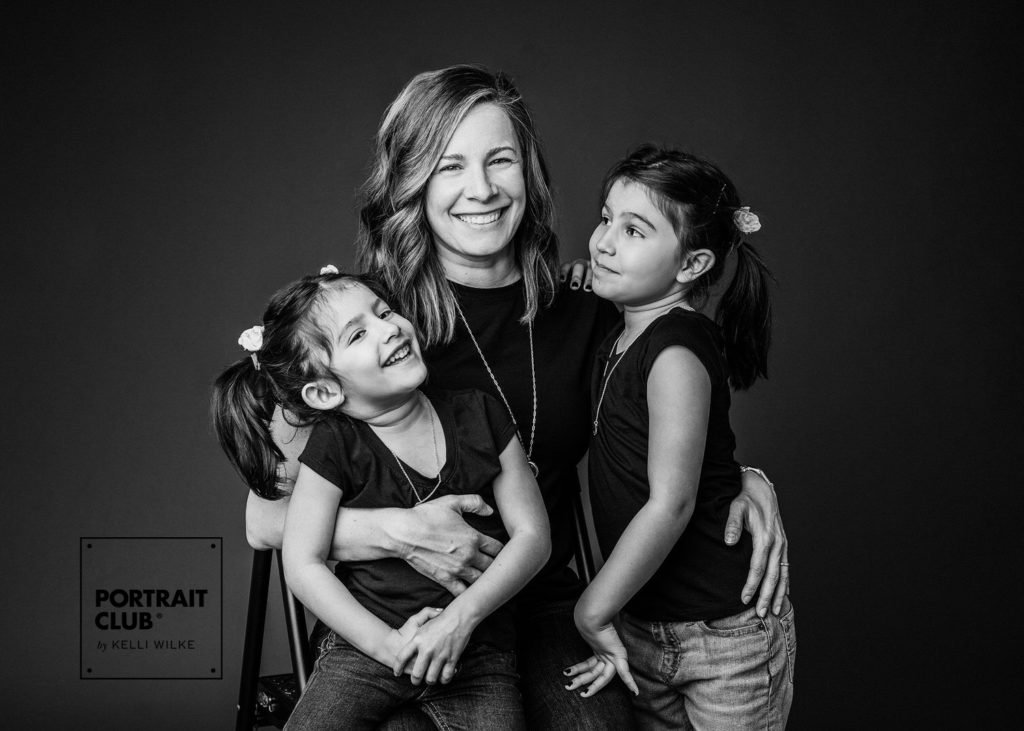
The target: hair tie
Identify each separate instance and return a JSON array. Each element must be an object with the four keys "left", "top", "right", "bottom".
[
  {"left": 732, "top": 206, "right": 761, "bottom": 234},
  {"left": 320, "top": 264, "right": 339, "bottom": 276},
  {"left": 238, "top": 325, "right": 264, "bottom": 371}
]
